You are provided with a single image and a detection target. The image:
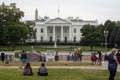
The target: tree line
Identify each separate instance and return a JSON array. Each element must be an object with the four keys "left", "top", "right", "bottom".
[{"left": 80, "top": 20, "right": 120, "bottom": 49}]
